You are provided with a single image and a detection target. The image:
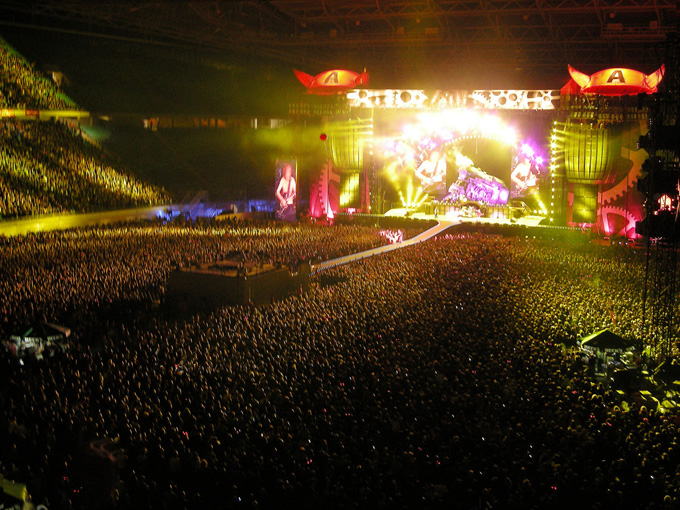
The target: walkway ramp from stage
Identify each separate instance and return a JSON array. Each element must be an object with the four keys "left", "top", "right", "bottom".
[{"left": 311, "top": 218, "right": 458, "bottom": 274}]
